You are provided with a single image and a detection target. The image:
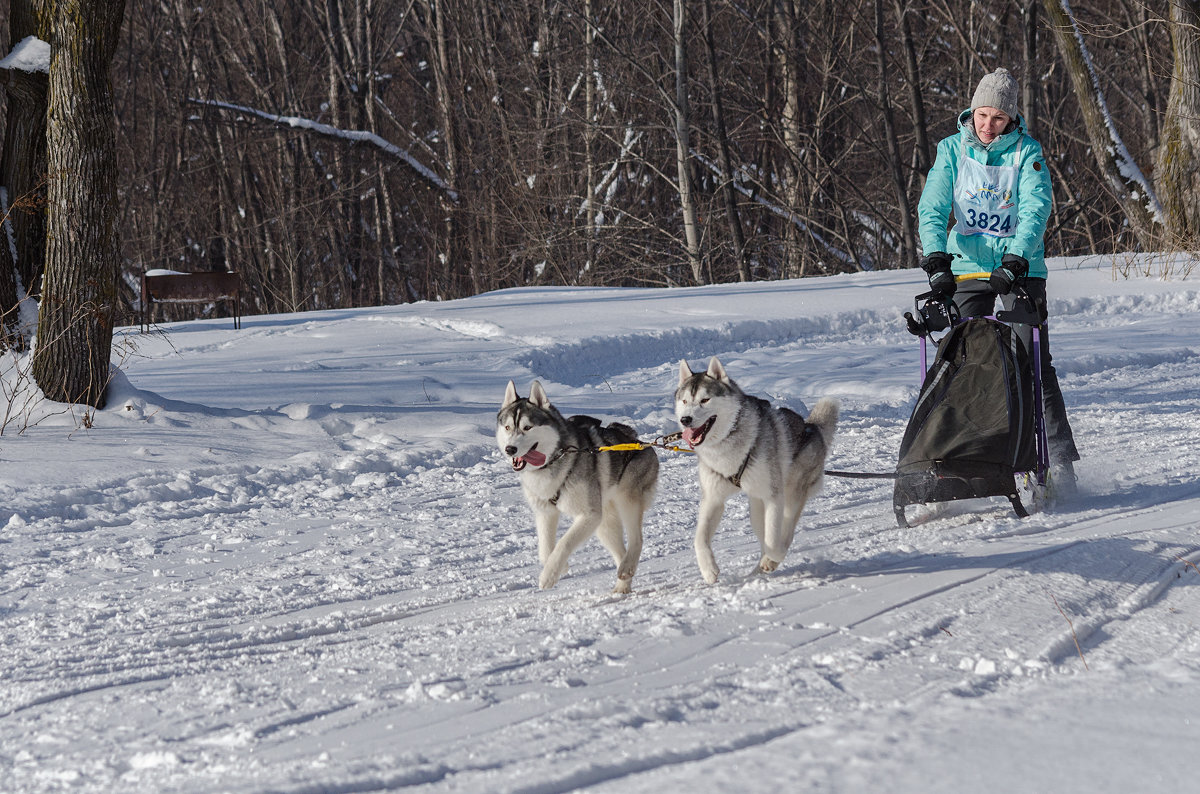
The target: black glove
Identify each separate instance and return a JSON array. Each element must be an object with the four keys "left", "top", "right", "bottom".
[
  {"left": 920, "top": 252, "right": 956, "bottom": 297},
  {"left": 990, "top": 254, "right": 1029, "bottom": 295}
]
